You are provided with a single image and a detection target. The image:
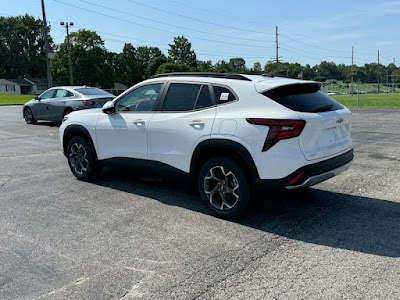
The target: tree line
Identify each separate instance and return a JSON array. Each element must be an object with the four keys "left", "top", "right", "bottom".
[{"left": 1, "top": 14, "right": 400, "bottom": 89}]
